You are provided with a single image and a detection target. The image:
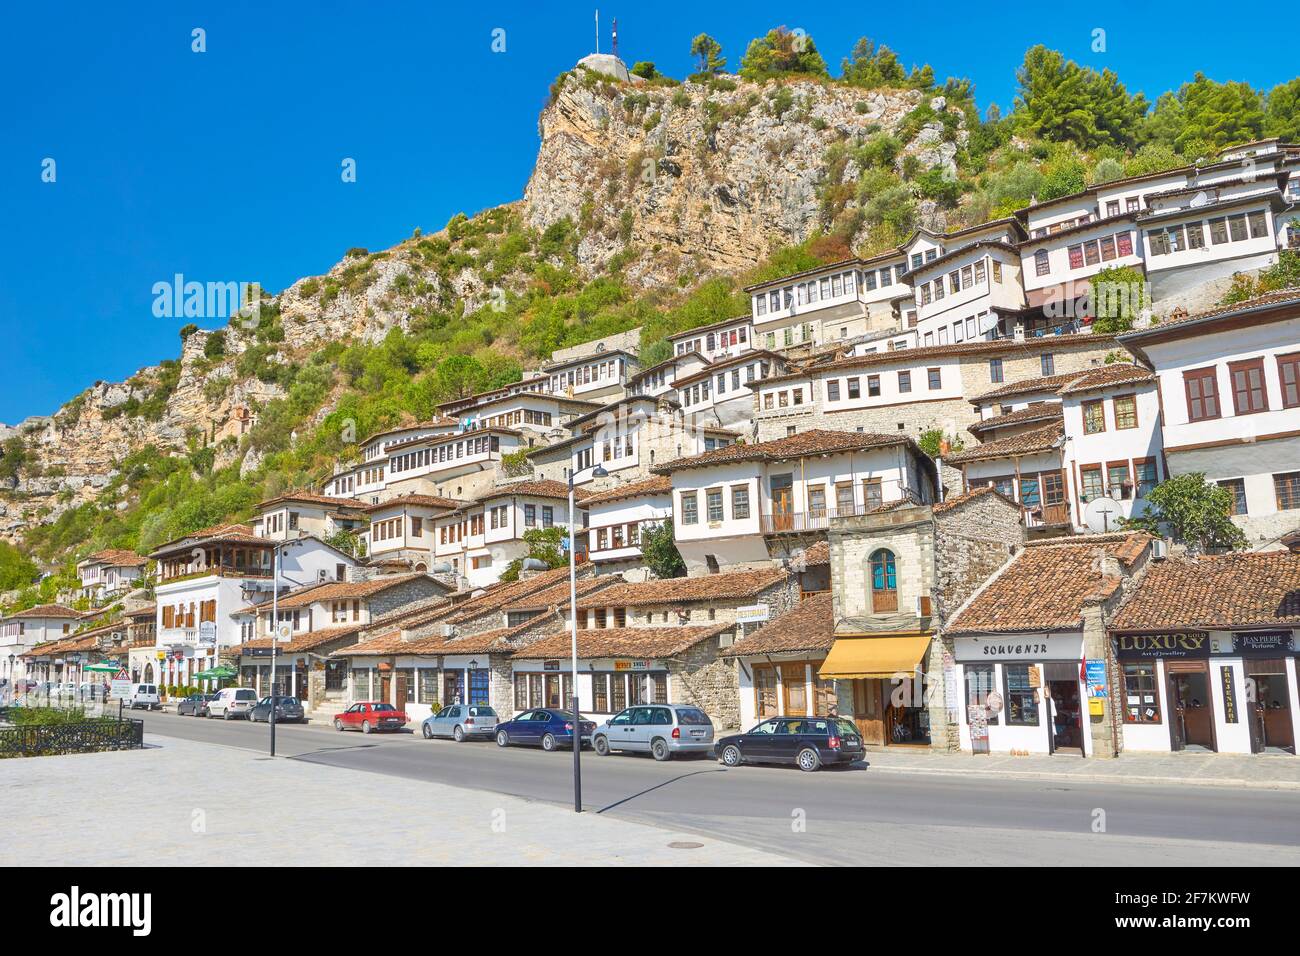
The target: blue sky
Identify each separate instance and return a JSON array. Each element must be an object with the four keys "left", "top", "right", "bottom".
[{"left": 1, "top": 1, "right": 1294, "bottom": 421}]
